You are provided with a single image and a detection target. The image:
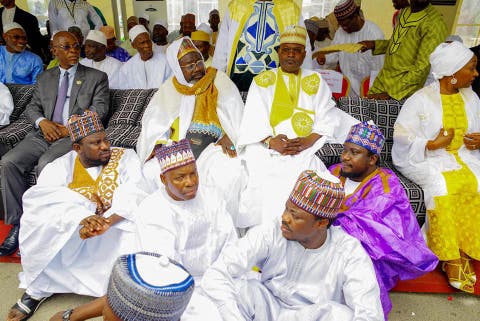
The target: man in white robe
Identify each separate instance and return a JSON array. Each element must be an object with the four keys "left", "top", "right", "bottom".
[
  {"left": 315, "top": 0, "right": 384, "bottom": 96},
  {"left": 7, "top": 111, "right": 148, "bottom": 321},
  {"left": 212, "top": 0, "right": 312, "bottom": 92},
  {"left": 202, "top": 170, "right": 384, "bottom": 321},
  {"left": 80, "top": 30, "right": 122, "bottom": 85},
  {"left": 0, "top": 82, "right": 14, "bottom": 126},
  {"left": 137, "top": 37, "right": 245, "bottom": 226},
  {"left": 111, "top": 25, "right": 171, "bottom": 89},
  {"left": 238, "top": 26, "right": 357, "bottom": 226}
]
